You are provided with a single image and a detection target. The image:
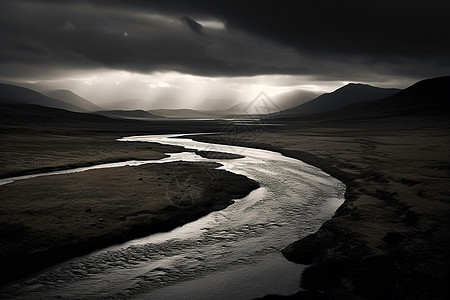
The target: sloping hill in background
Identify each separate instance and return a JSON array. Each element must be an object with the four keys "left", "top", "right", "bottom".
[
  {"left": 148, "top": 109, "right": 222, "bottom": 119},
  {"left": 44, "top": 90, "right": 103, "bottom": 112},
  {"left": 271, "top": 89, "right": 320, "bottom": 112},
  {"left": 226, "top": 89, "right": 319, "bottom": 115},
  {"left": 0, "top": 83, "right": 85, "bottom": 112},
  {"left": 95, "top": 110, "right": 162, "bottom": 119},
  {"left": 328, "top": 76, "right": 450, "bottom": 118},
  {"left": 280, "top": 83, "right": 400, "bottom": 117},
  {"left": 0, "top": 103, "right": 114, "bottom": 127}
]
